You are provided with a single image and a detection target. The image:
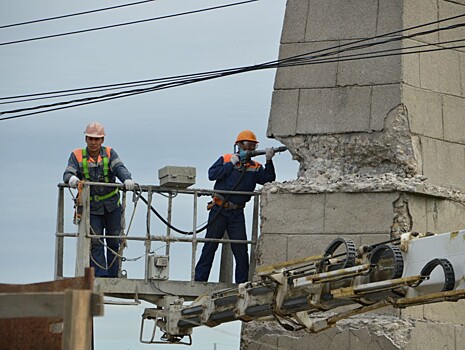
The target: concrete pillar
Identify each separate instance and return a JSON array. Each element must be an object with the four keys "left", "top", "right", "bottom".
[{"left": 245, "top": 0, "right": 465, "bottom": 349}]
